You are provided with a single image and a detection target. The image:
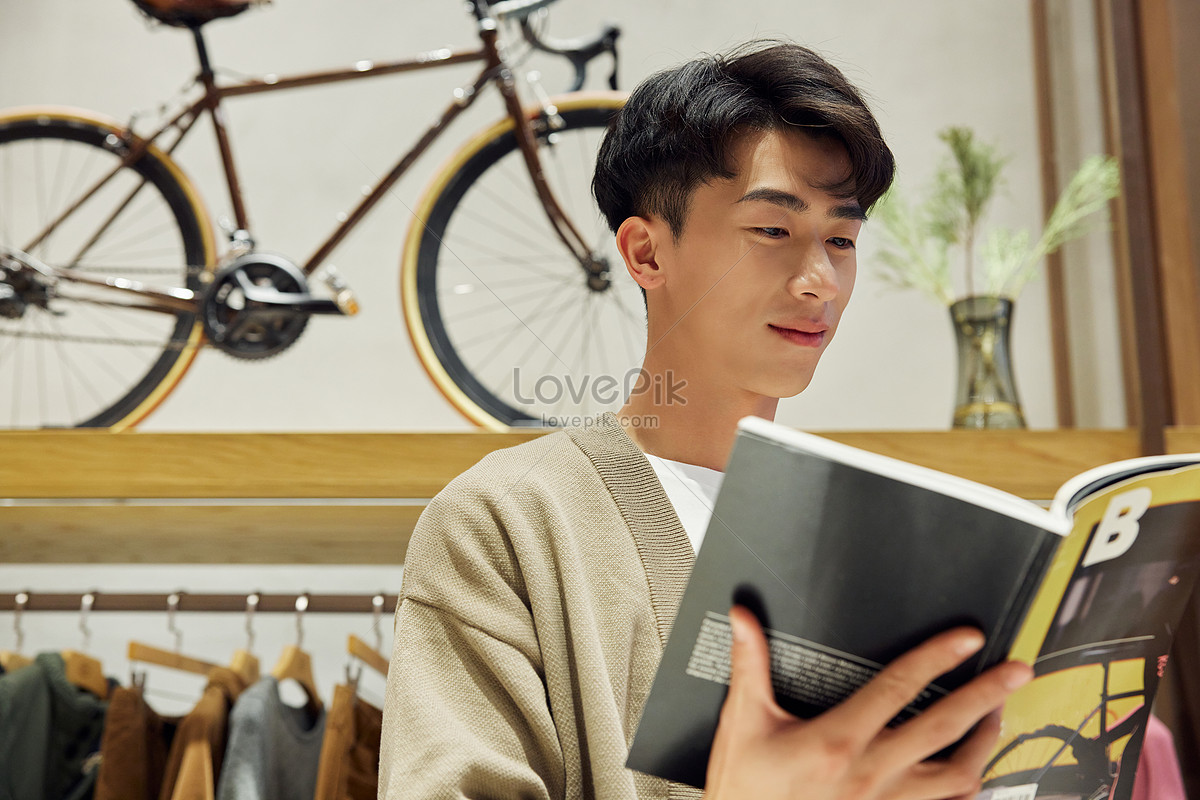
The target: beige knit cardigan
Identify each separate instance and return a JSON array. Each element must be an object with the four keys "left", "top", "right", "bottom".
[{"left": 380, "top": 413, "right": 705, "bottom": 800}]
